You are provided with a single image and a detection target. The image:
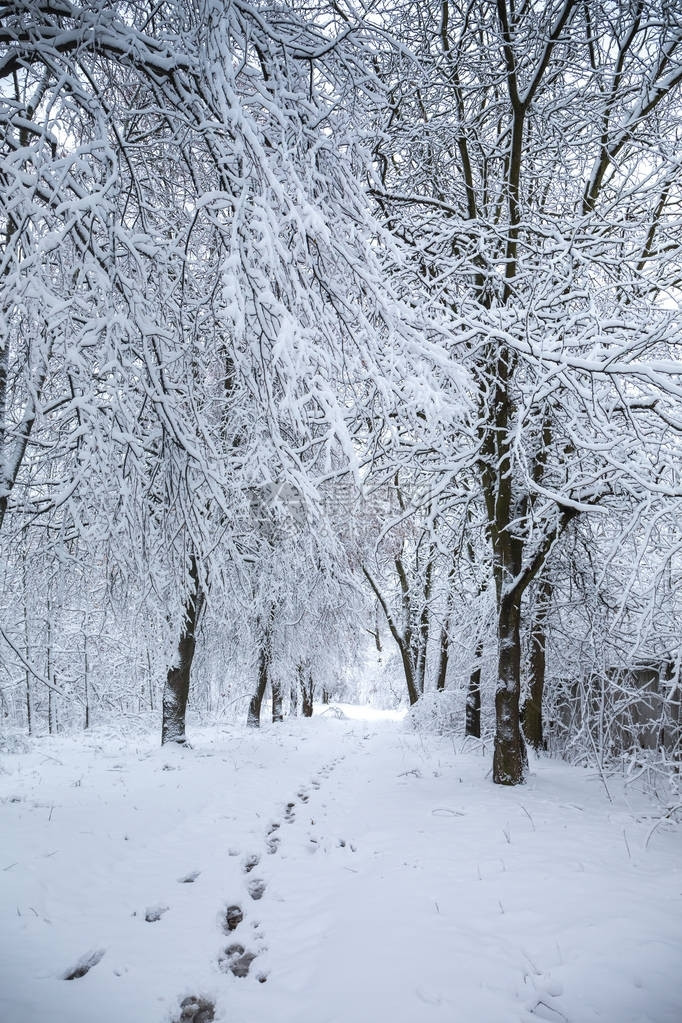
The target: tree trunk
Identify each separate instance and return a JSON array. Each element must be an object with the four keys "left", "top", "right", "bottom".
[
  {"left": 362, "top": 565, "right": 420, "bottom": 706},
  {"left": 22, "top": 554, "right": 32, "bottom": 736},
  {"left": 290, "top": 672, "right": 299, "bottom": 716},
  {"left": 522, "top": 575, "right": 552, "bottom": 752},
  {"left": 493, "top": 592, "right": 528, "bottom": 784},
  {"left": 414, "top": 549, "right": 434, "bottom": 696},
  {"left": 25, "top": 667, "right": 32, "bottom": 736},
  {"left": 247, "top": 607, "right": 274, "bottom": 728},
  {"left": 247, "top": 641, "right": 269, "bottom": 728},
  {"left": 300, "top": 667, "right": 314, "bottom": 717},
  {"left": 46, "top": 596, "right": 55, "bottom": 734},
  {"left": 436, "top": 549, "right": 461, "bottom": 693},
  {"left": 398, "top": 642, "right": 420, "bottom": 706},
  {"left": 146, "top": 648, "right": 154, "bottom": 711},
  {"left": 466, "top": 639, "right": 483, "bottom": 738},
  {"left": 161, "top": 555, "right": 203, "bottom": 745},
  {"left": 271, "top": 677, "right": 283, "bottom": 722},
  {"left": 405, "top": 664, "right": 419, "bottom": 704},
  {"left": 435, "top": 620, "right": 450, "bottom": 691},
  {"left": 83, "top": 630, "right": 90, "bottom": 730}
]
